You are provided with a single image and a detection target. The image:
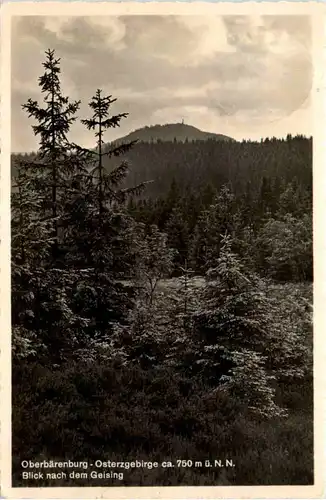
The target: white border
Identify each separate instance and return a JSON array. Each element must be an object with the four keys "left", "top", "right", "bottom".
[{"left": 1, "top": 3, "right": 325, "bottom": 498}]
